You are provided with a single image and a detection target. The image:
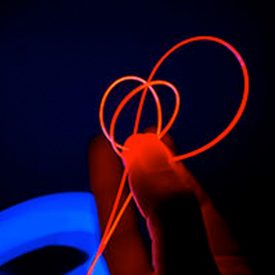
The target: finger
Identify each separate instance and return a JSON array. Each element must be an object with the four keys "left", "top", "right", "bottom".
[
  {"left": 143, "top": 128, "right": 207, "bottom": 208},
  {"left": 88, "top": 135, "right": 152, "bottom": 275},
  {"left": 122, "top": 133, "right": 220, "bottom": 274},
  {"left": 122, "top": 133, "right": 195, "bottom": 218},
  {"left": 143, "top": 126, "right": 177, "bottom": 153}
]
